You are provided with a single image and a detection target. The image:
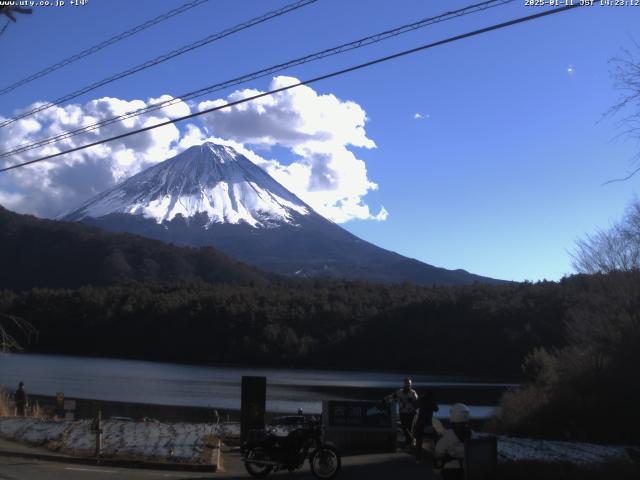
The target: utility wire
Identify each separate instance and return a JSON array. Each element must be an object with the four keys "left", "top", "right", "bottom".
[
  {"left": 0, "top": 0, "right": 210, "bottom": 97},
  {"left": 0, "top": 3, "right": 583, "bottom": 174},
  {"left": 1, "top": 1, "right": 208, "bottom": 94},
  {"left": 0, "top": 0, "right": 515, "bottom": 159},
  {"left": 0, "top": 0, "right": 319, "bottom": 129}
]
